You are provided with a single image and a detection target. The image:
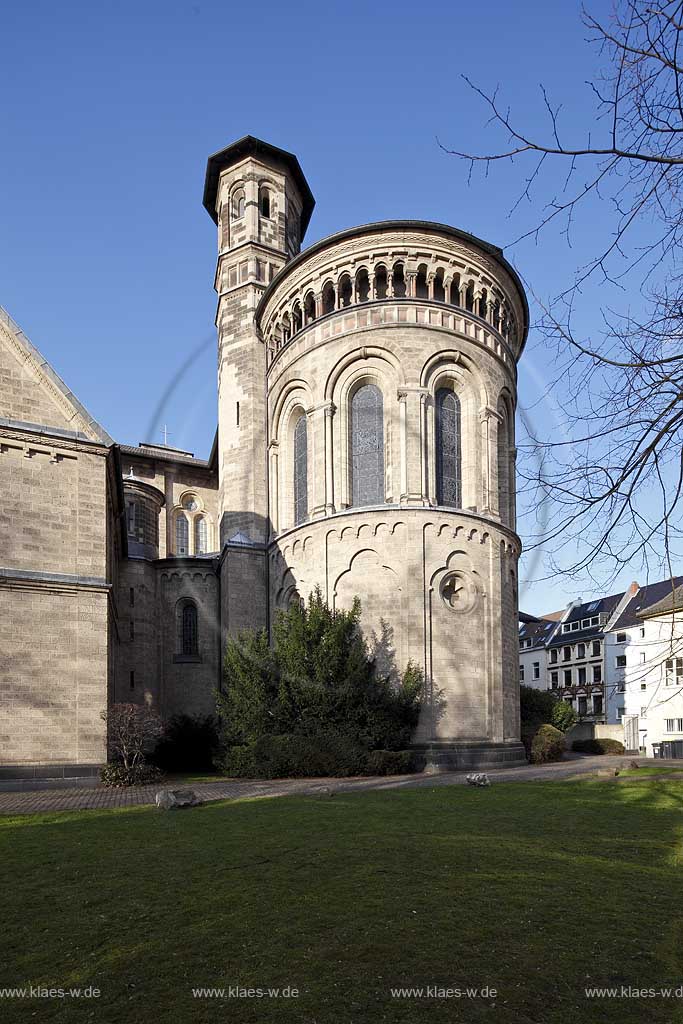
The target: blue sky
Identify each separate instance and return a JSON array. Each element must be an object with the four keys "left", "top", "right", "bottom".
[{"left": 2, "top": 0, "right": 652, "bottom": 612}]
